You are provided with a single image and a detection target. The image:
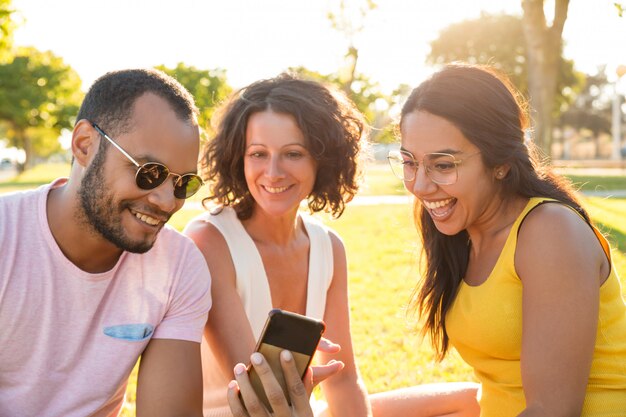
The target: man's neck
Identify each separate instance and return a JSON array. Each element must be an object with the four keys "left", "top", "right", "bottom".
[{"left": 46, "top": 182, "right": 124, "bottom": 274}]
